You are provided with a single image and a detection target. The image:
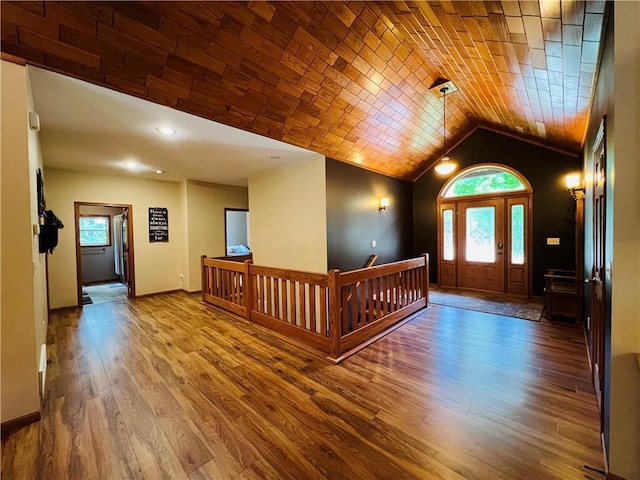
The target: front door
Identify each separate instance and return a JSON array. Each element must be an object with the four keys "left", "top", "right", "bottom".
[
  {"left": 437, "top": 165, "right": 532, "bottom": 296},
  {"left": 458, "top": 199, "right": 505, "bottom": 292}
]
